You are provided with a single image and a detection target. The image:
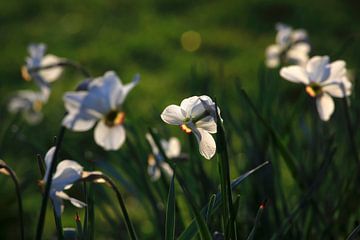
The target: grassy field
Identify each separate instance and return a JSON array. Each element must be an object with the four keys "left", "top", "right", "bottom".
[{"left": 1, "top": 0, "right": 360, "bottom": 239}]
